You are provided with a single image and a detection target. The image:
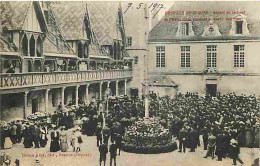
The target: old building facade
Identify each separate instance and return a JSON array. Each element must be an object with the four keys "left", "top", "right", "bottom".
[
  {"left": 0, "top": 2, "right": 133, "bottom": 121},
  {"left": 148, "top": 1, "right": 260, "bottom": 97}
]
